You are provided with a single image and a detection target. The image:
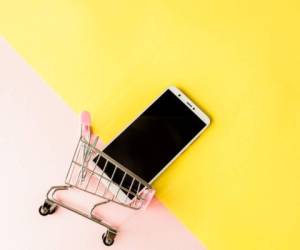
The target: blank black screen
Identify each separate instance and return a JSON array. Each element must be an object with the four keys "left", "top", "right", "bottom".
[{"left": 101, "top": 89, "right": 207, "bottom": 185}]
